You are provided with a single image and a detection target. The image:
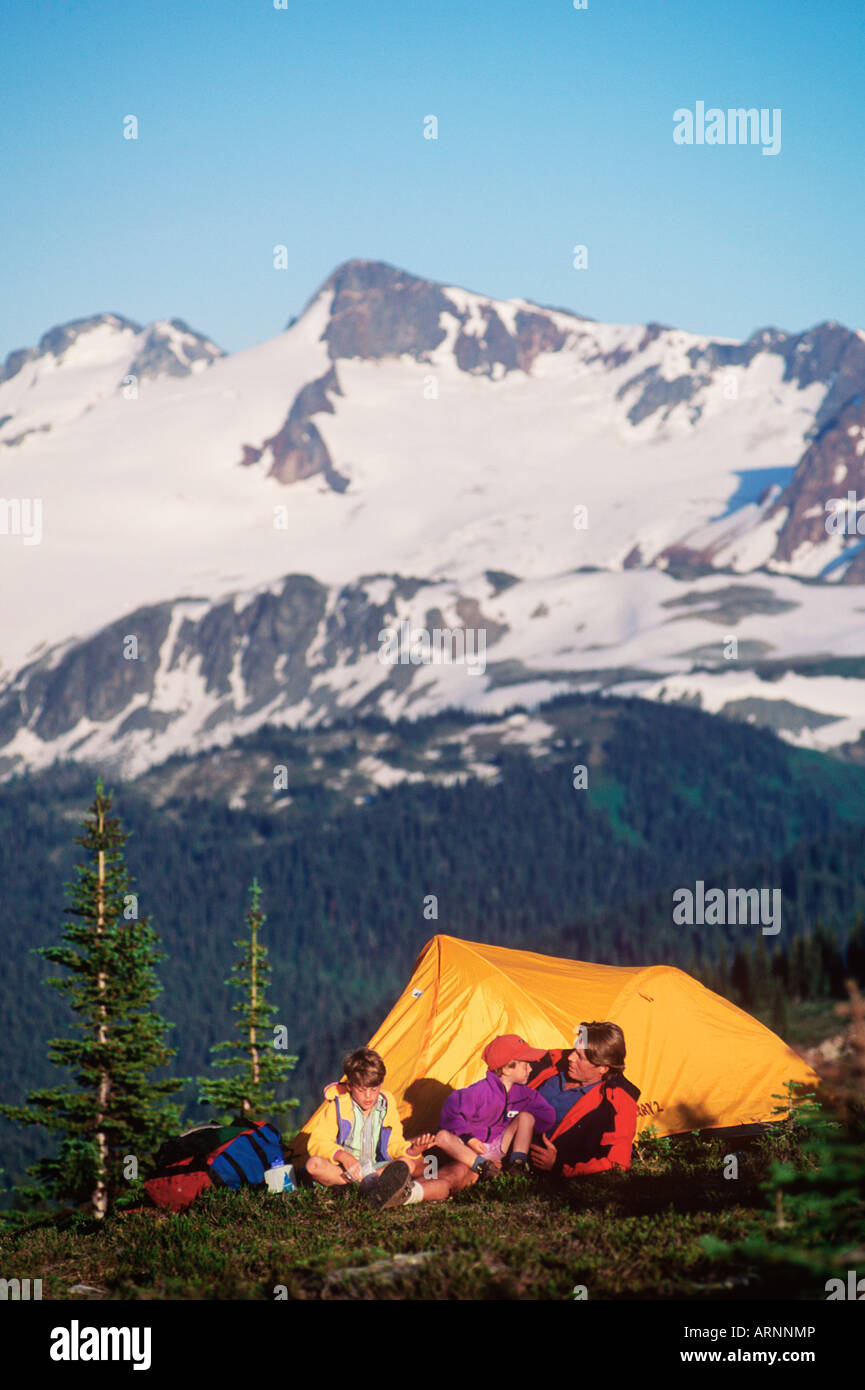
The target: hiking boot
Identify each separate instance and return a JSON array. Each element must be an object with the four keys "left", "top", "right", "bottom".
[
  {"left": 364, "top": 1160, "right": 412, "bottom": 1211},
  {"left": 476, "top": 1159, "right": 501, "bottom": 1181}
]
